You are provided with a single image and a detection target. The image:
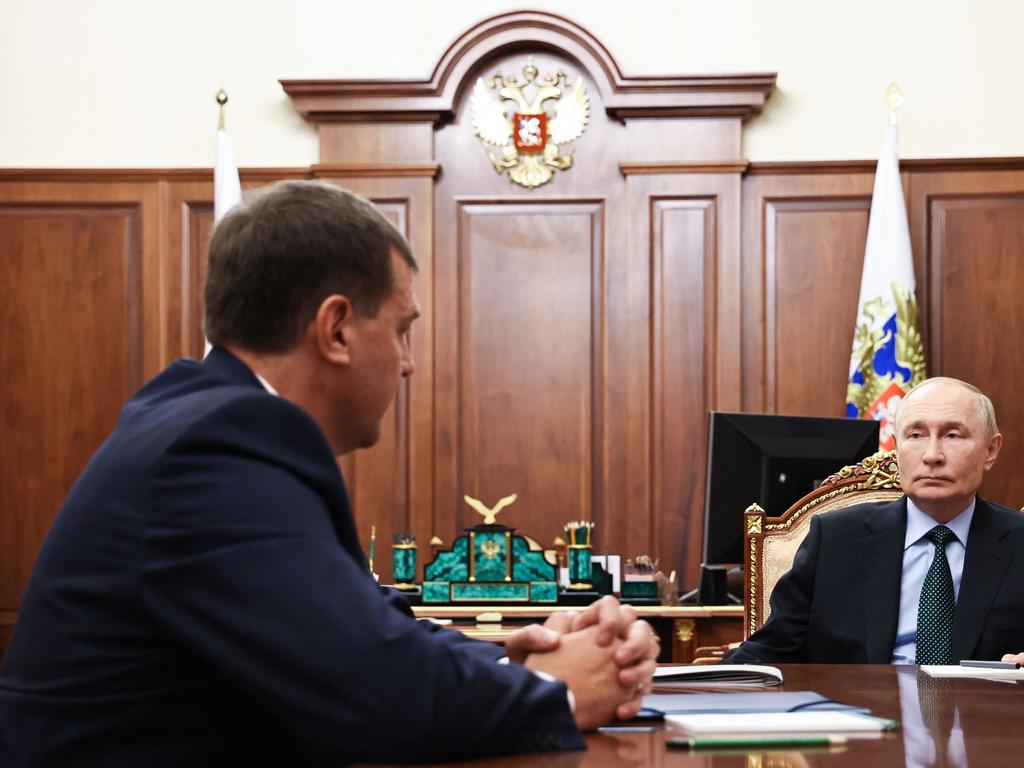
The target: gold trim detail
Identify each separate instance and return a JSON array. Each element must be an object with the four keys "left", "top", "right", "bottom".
[
  {"left": 745, "top": 506, "right": 765, "bottom": 536},
  {"left": 747, "top": 537, "right": 759, "bottom": 636},
  {"left": 823, "top": 449, "right": 900, "bottom": 489},
  {"left": 480, "top": 540, "right": 501, "bottom": 560},
  {"left": 619, "top": 160, "right": 749, "bottom": 175},
  {"left": 764, "top": 450, "right": 901, "bottom": 534},
  {"left": 675, "top": 618, "right": 696, "bottom": 643}
]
